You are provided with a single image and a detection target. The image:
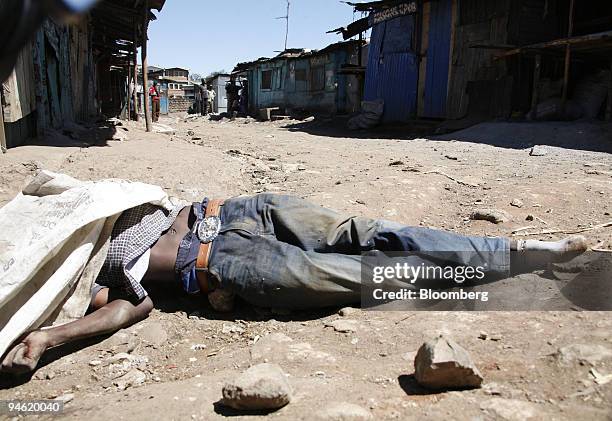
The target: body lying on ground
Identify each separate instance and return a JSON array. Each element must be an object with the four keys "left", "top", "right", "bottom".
[{"left": 0, "top": 178, "right": 587, "bottom": 374}]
